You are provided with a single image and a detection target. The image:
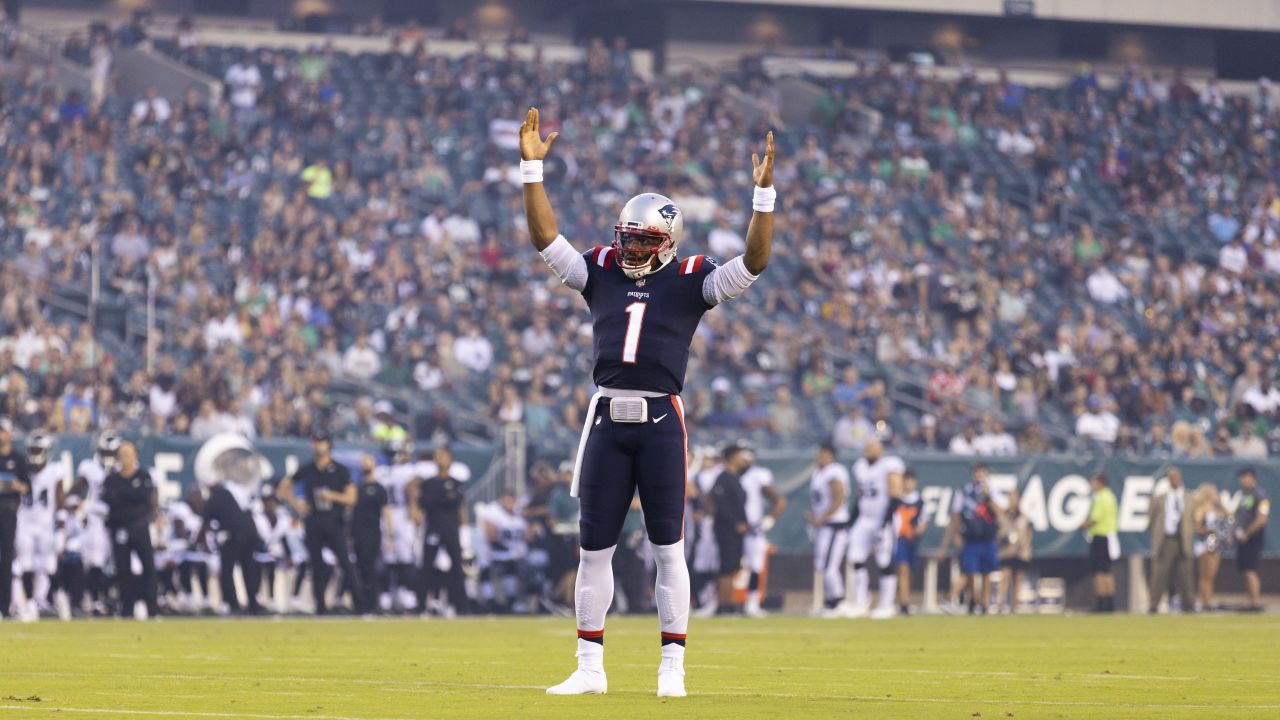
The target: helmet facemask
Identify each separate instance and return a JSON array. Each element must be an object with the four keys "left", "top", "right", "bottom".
[{"left": 613, "top": 227, "right": 674, "bottom": 279}]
